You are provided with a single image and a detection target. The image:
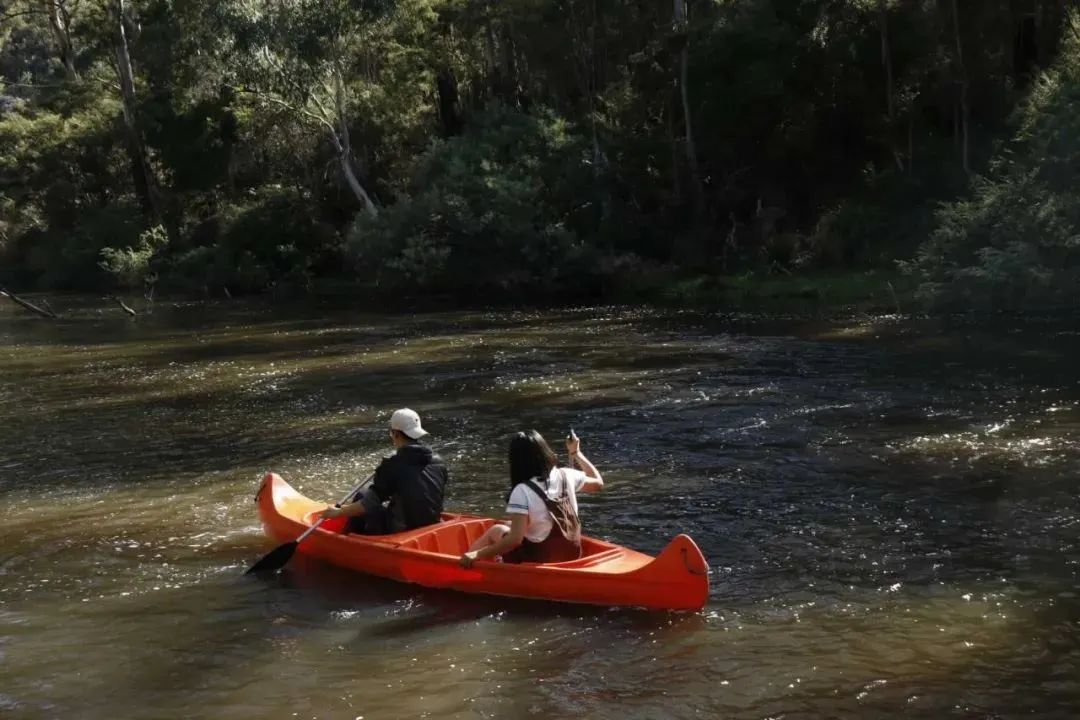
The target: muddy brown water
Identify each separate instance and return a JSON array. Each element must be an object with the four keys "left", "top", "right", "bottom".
[{"left": 2, "top": 299, "right": 1079, "bottom": 719}]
